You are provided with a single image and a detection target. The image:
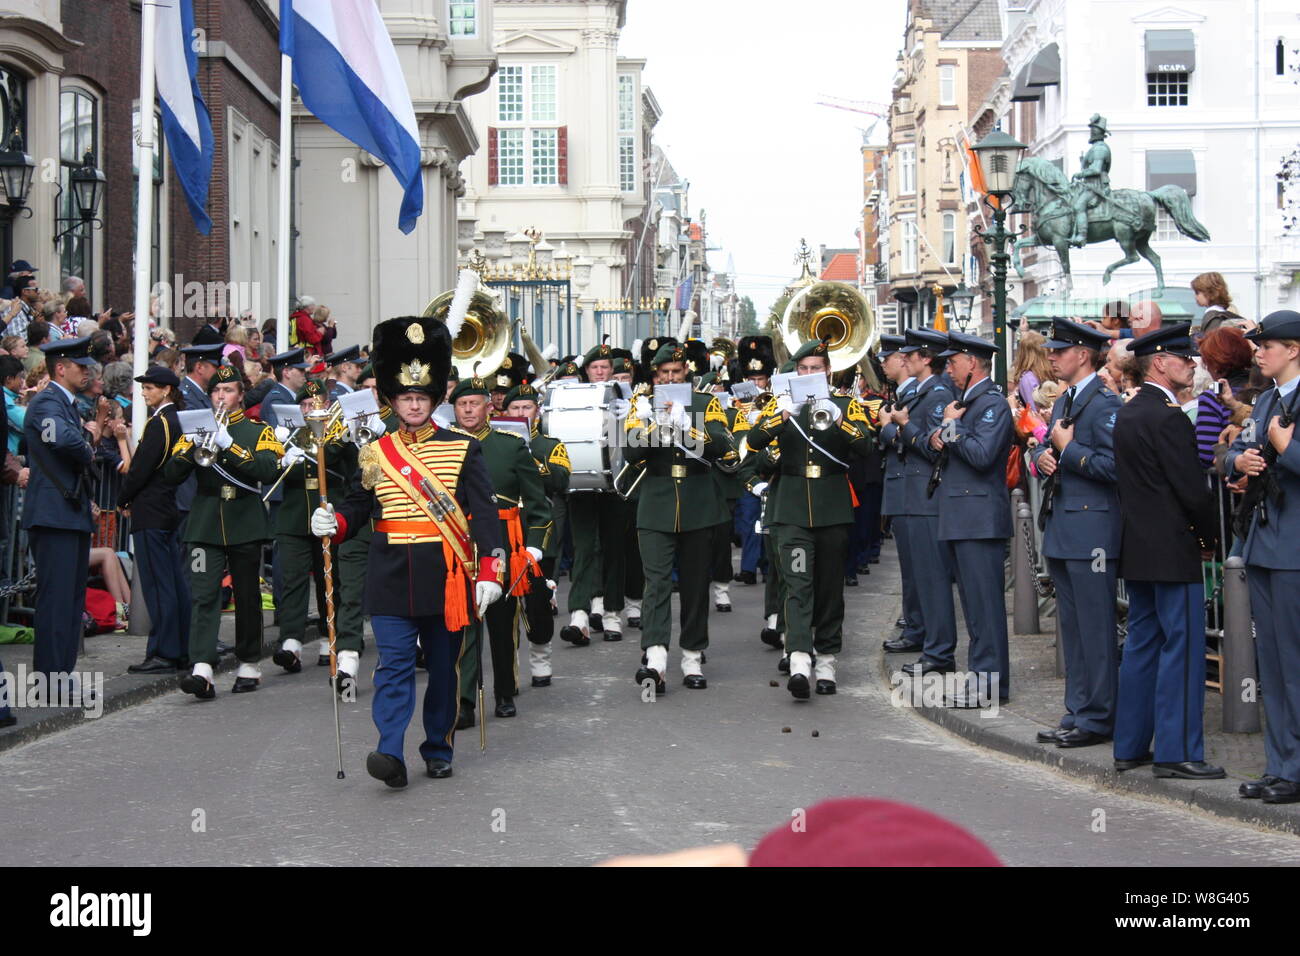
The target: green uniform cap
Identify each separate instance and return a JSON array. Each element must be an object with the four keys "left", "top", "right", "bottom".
[
  {"left": 503, "top": 382, "right": 542, "bottom": 407},
  {"left": 583, "top": 341, "right": 614, "bottom": 365},
  {"left": 207, "top": 364, "right": 243, "bottom": 393},
  {"left": 449, "top": 375, "right": 491, "bottom": 402},
  {"left": 295, "top": 380, "right": 328, "bottom": 403},
  {"left": 779, "top": 360, "right": 796, "bottom": 374},
  {"left": 651, "top": 342, "right": 687, "bottom": 367},
  {"left": 791, "top": 338, "right": 831, "bottom": 364}
]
